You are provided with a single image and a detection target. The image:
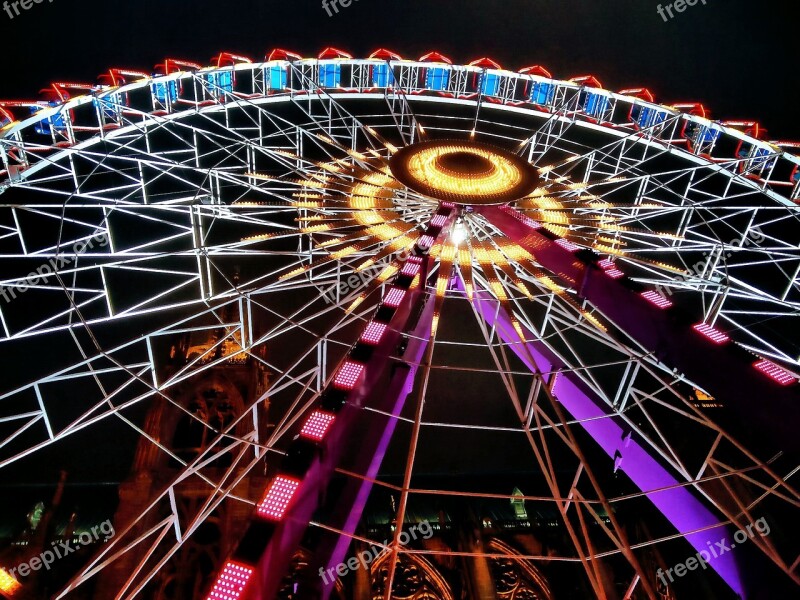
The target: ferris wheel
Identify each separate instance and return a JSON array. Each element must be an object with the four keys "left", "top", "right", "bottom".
[{"left": 0, "top": 47, "right": 799, "bottom": 600}]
